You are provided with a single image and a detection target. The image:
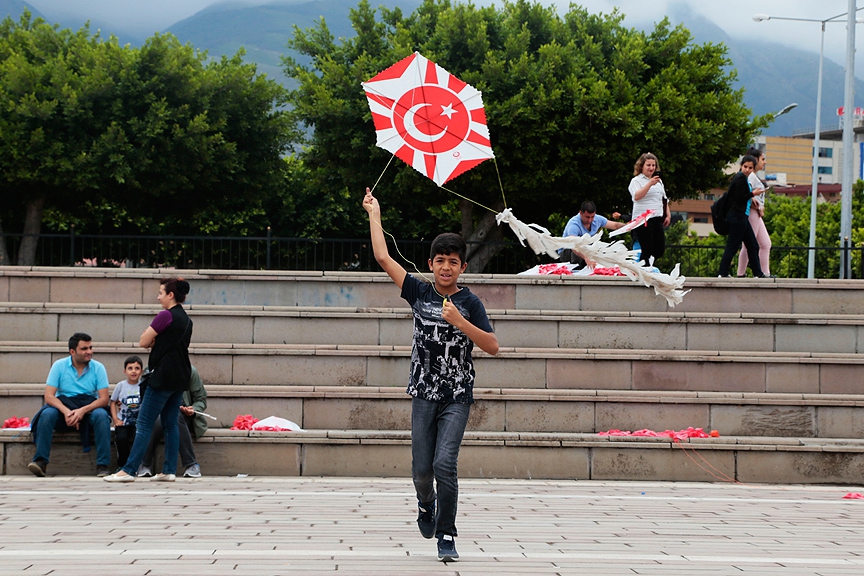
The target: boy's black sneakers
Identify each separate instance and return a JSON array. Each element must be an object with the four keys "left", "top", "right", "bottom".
[
  {"left": 437, "top": 534, "right": 459, "bottom": 562},
  {"left": 417, "top": 500, "right": 436, "bottom": 538},
  {"left": 28, "top": 460, "right": 47, "bottom": 477}
]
